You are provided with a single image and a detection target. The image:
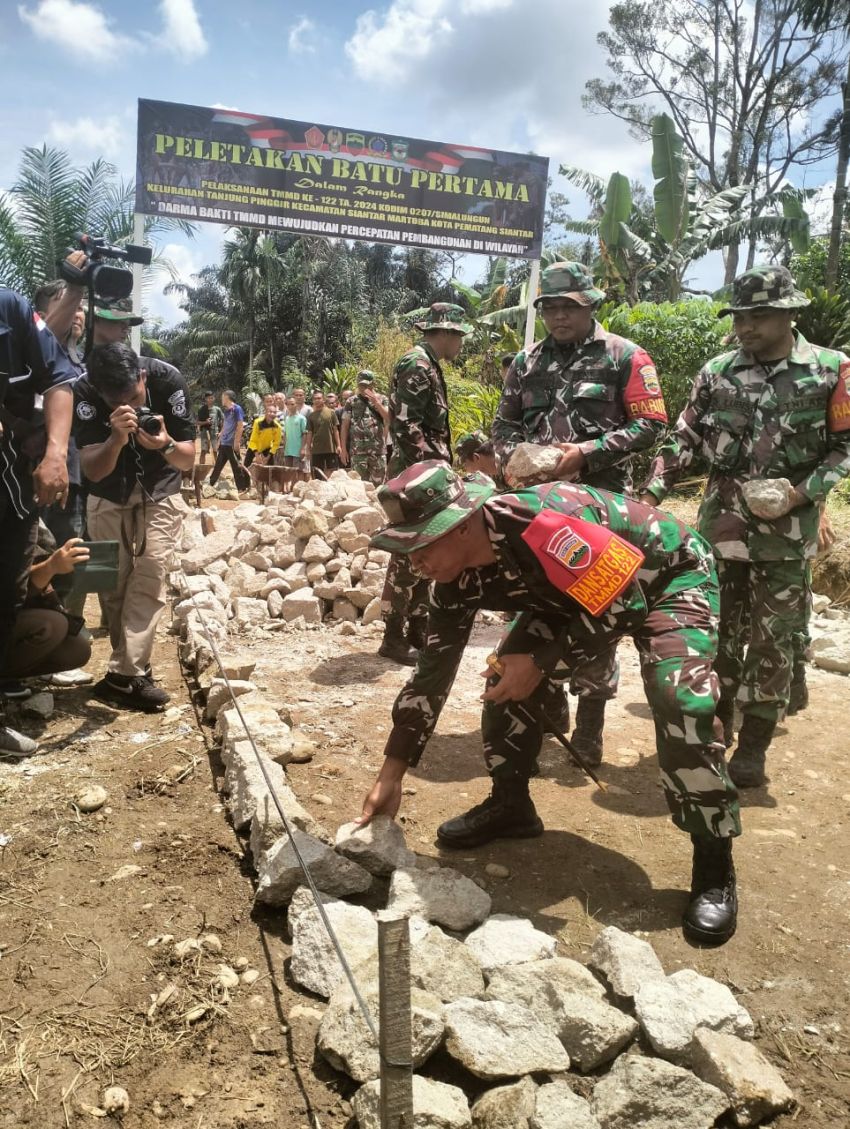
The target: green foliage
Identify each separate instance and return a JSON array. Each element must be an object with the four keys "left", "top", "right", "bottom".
[
  {"left": 356, "top": 321, "right": 415, "bottom": 393},
  {"left": 322, "top": 364, "right": 359, "bottom": 394},
  {"left": 791, "top": 238, "right": 850, "bottom": 304},
  {"left": 794, "top": 287, "right": 850, "bottom": 352},
  {"left": 445, "top": 374, "right": 501, "bottom": 440},
  {"left": 244, "top": 369, "right": 272, "bottom": 397}
]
